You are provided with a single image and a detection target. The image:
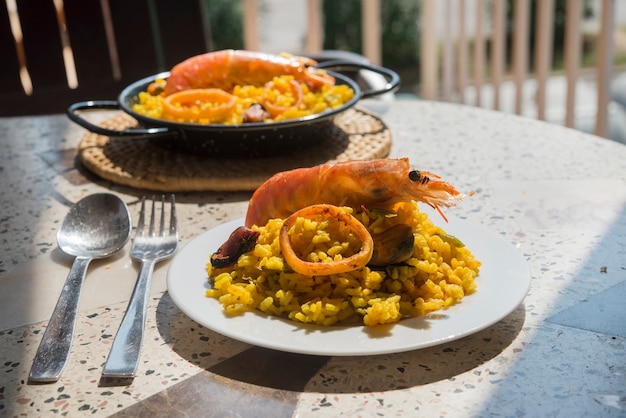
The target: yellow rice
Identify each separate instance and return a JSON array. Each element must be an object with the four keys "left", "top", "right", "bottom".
[
  {"left": 206, "top": 201, "right": 481, "bottom": 327},
  {"left": 132, "top": 75, "right": 354, "bottom": 125}
]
